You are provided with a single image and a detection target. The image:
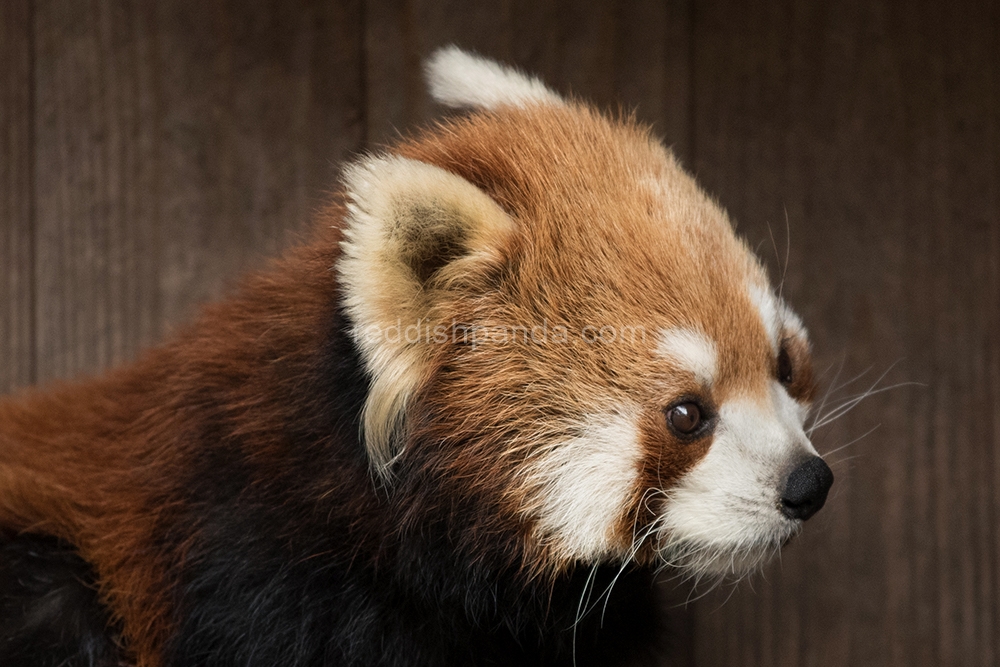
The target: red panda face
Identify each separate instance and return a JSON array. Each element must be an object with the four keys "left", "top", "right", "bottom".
[{"left": 338, "top": 48, "right": 831, "bottom": 580}]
